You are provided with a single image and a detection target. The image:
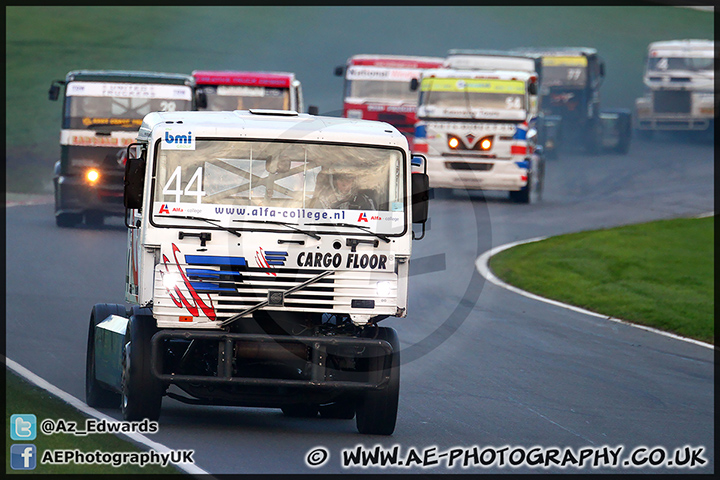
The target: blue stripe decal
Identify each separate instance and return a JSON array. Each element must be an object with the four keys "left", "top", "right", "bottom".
[
  {"left": 266, "top": 261, "right": 285, "bottom": 265},
  {"left": 185, "top": 255, "right": 246, "bottom": 267},
  {"left": 189, "top": 282, "right": 236, "bottom": 292},
  {"left": 513, "top": 128, "right": 527, "bottom": 140},
  {"left": 186, "top": 269, "right": 243, "bottom": 277},
  {"left": 415, "top": 124, "right": 427, "bottom": 138},
  {"left": 515, "top": 160, "right": 530, "bottom": 169},
  {"left": 263, "top": 251, "right": 288, "bottom": 256}
]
